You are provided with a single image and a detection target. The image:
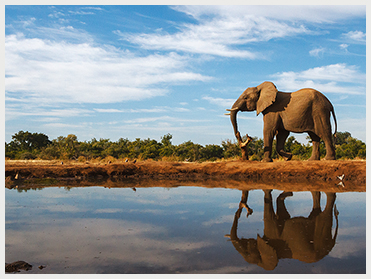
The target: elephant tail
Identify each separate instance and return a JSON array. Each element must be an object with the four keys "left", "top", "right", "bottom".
[
  {"left": 333, "top": 204, "right": 339, "bottom": 241},
  {"left": 331, "top": 107, "right": 338, "bottom": 140}
]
